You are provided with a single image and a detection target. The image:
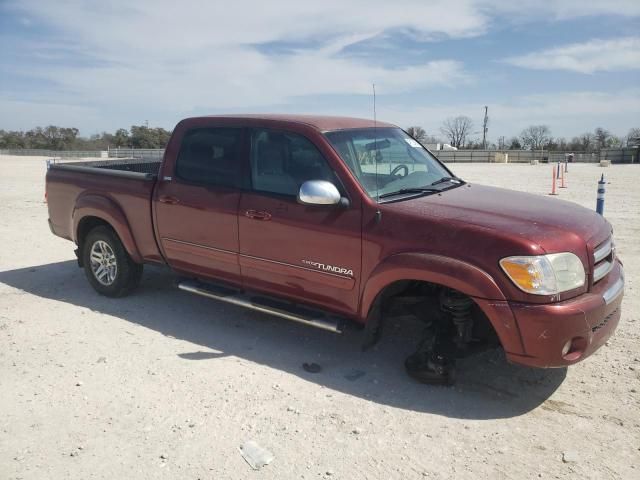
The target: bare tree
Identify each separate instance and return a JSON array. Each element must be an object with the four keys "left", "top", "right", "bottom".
[
  {"left": 406, "top": 126, "right": 427, "bottom": 142},
  {"left": 440, "top": 116, "right": 474, "bottom": 148},
  {"left": 627, "top": 127, "right": 640, "bottom": 147},
  {"left": 520, "top": 125, "right": 551, "bottom": 150},
  {"left": 576, "top": 132, "right": 594, "bottom": 151},
  {"left": 547, "top": 137, "right": 568, "bottom": 151},
  {"left": 594, "top": 127, "right": 611, "bottom": 150},
  {"left": 606, "top": 136, "right": 623, "bottom": 148},
  {"left": 508, "top": 137, "right": 522, "bottom": 149}
]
